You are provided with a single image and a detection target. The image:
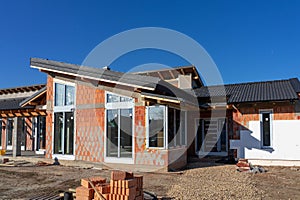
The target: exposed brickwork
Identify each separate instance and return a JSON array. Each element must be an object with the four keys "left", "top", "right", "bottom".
[
  {"left": 134, "top": 106, "right": 168, "bottom": 167},
  {"left": 24, "top": 117, "right": 33, "bottom": 151},
  {"left": 1, "top": 119, "right": 6, "bottom": 149},
  {"left": 76, "top": 84, "right": 105, "bottom": 105},
  {"left": 75, "top": 108, "right": 105, "bottom": 162},
  {"left": 45, "top": 75, "right": 54, "bottom": 158}
]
